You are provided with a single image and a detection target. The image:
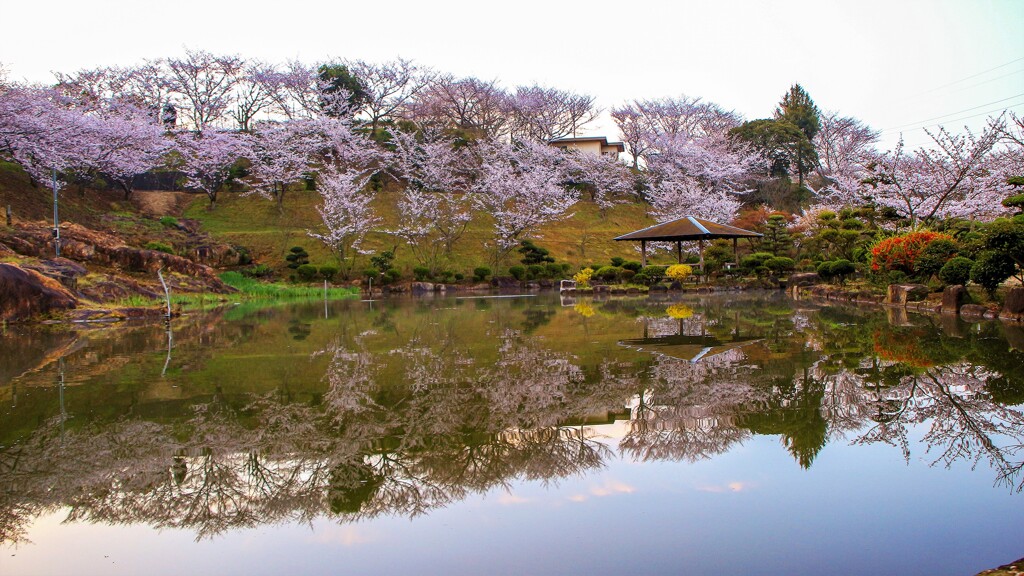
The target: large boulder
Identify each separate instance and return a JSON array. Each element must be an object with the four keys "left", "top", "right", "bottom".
[
  {"left": 886, "top": 284, "right": 930, "bottom": 305},
  {"left": 1001, "top": 287, "right": 1024, "bottom": 321},
  {"left": 0, "top": 263, "right": 77, "bottom": 321},
  {"left": 787, "top": 272, "right": 820, "bottom": 287},
  {"left": 941, "top": 285, "right": 966, "bottom": 315}
]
